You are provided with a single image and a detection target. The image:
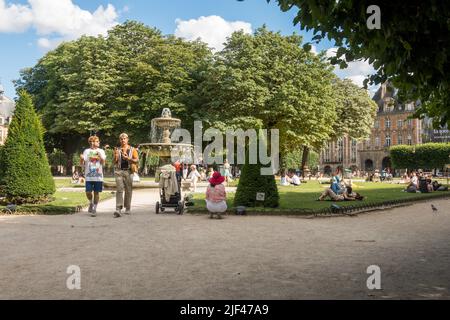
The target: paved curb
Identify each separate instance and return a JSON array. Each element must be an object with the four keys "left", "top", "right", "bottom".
[{"left": 187, "top": 192, "right": 450, "bottom": 218}]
